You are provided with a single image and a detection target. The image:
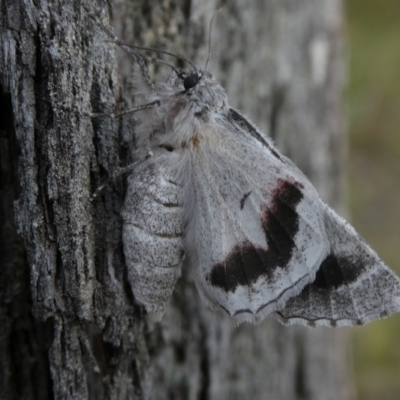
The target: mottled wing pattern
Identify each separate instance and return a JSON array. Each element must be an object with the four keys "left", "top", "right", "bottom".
[
  {"left": 122, "top": 160, "right": 184, "bottom": 321},
  {"left": 276, "top": 203, "right": 400, "bottom": 326},
  {"left": 184, "top": 111, "right": 331, "bottom": 324}
]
